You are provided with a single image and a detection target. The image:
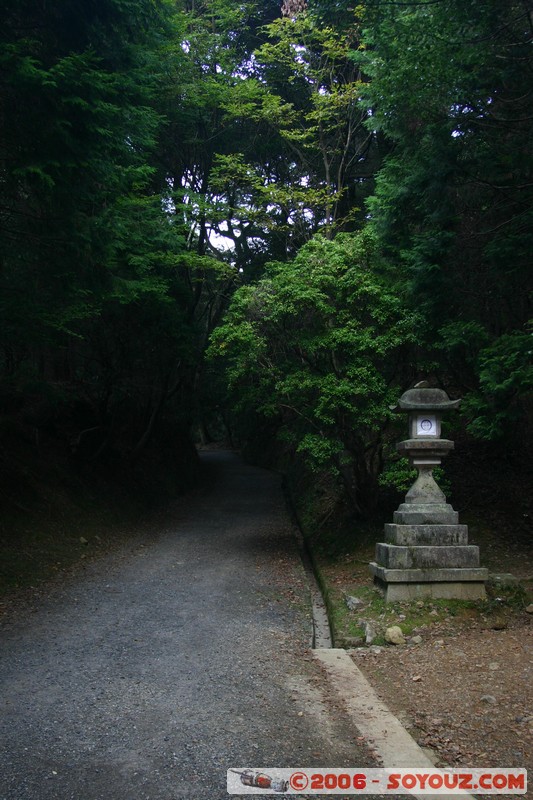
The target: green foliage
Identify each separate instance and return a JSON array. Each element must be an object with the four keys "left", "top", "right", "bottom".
[
  {"left": 1, "top": 0, "right": 531, "bottom": 520},
  {"left": 462, "top": 329, "right": 533, "bottom": 440},
  {"left": 0, "top": 0, "right": 206, "bottom": 465},
  {"left": 210, "top": 230, "right": 423, "bottom": 515},
  {"left": 357, "top": 0, "right": 533, "bottom": 442},
  {"left": 379, "top": 456, "right": 451, "bottom": 499},
  {"left": 163, "top": 2, "right": 378, "bottom": 272},
  {"left": 248, "top": 9, "right": 378, "bottom": 235},
  {"left": 154, "top": 0, "right": 289, "bottom": 269},
  {"left": 378, "top": 456, "right": 416, "bottom": 494}
]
